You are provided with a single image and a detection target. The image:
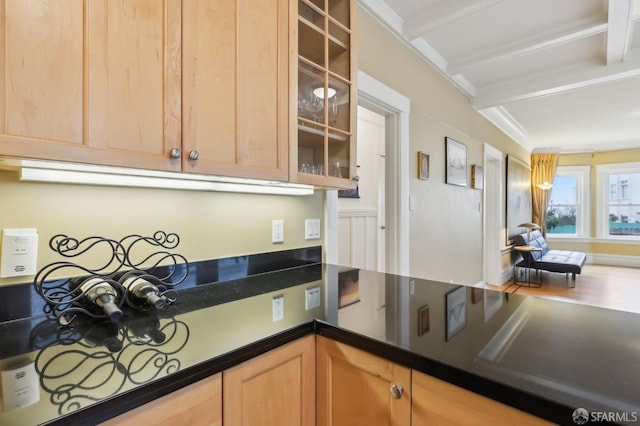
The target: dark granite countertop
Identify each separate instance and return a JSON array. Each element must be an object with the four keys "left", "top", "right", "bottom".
[{"left": 1, "top": 259, "right": 638, "bottom": 425}]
